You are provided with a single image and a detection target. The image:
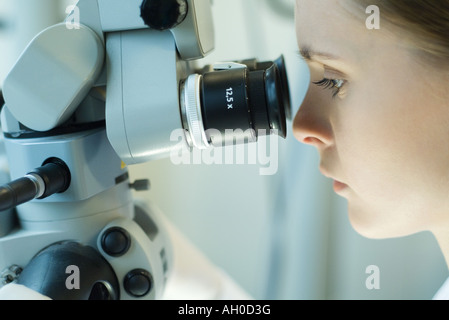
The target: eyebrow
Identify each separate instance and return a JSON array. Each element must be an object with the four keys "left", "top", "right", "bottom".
[{"left": 299, "top": 47, "right": 341, "bottom": 62}]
